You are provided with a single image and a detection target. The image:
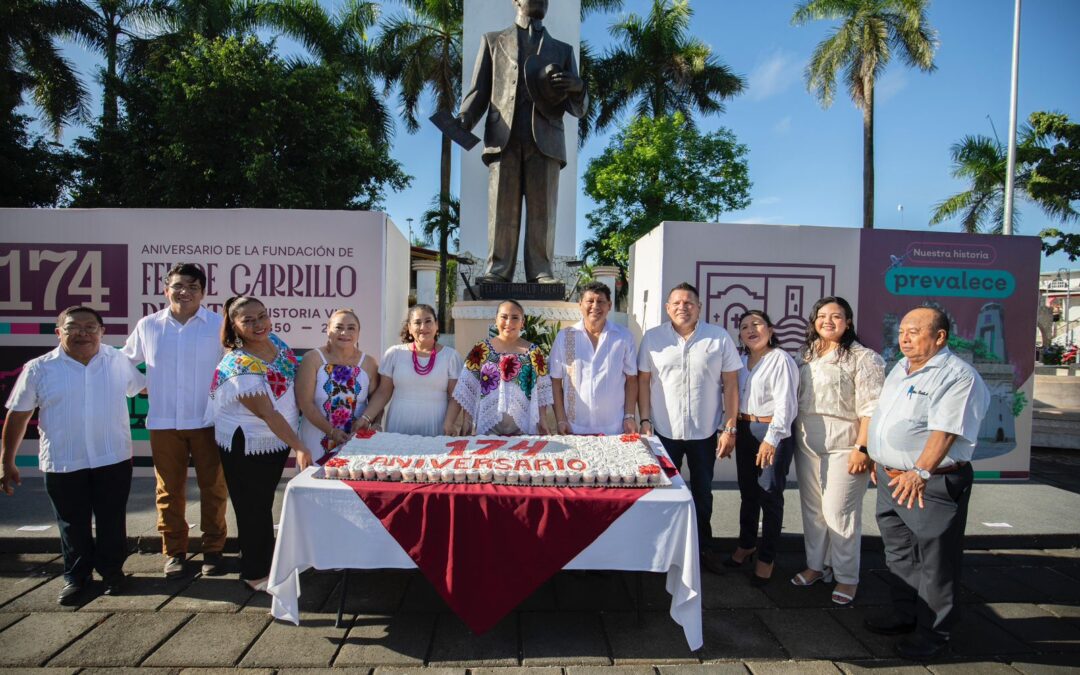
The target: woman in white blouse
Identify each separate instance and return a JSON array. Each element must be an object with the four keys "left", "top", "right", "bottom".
[
  {"left": 791, "top": 296, "right": 885, "bottom": 606},
  {"left": 359, "top": 304, "right": 464, "bottom": 436},
  {"left": 725, "top": 310, "right": 799, "bottom": 585},
  {"left": 206, "top": 296, "right": 313, "bottom": 591}
]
